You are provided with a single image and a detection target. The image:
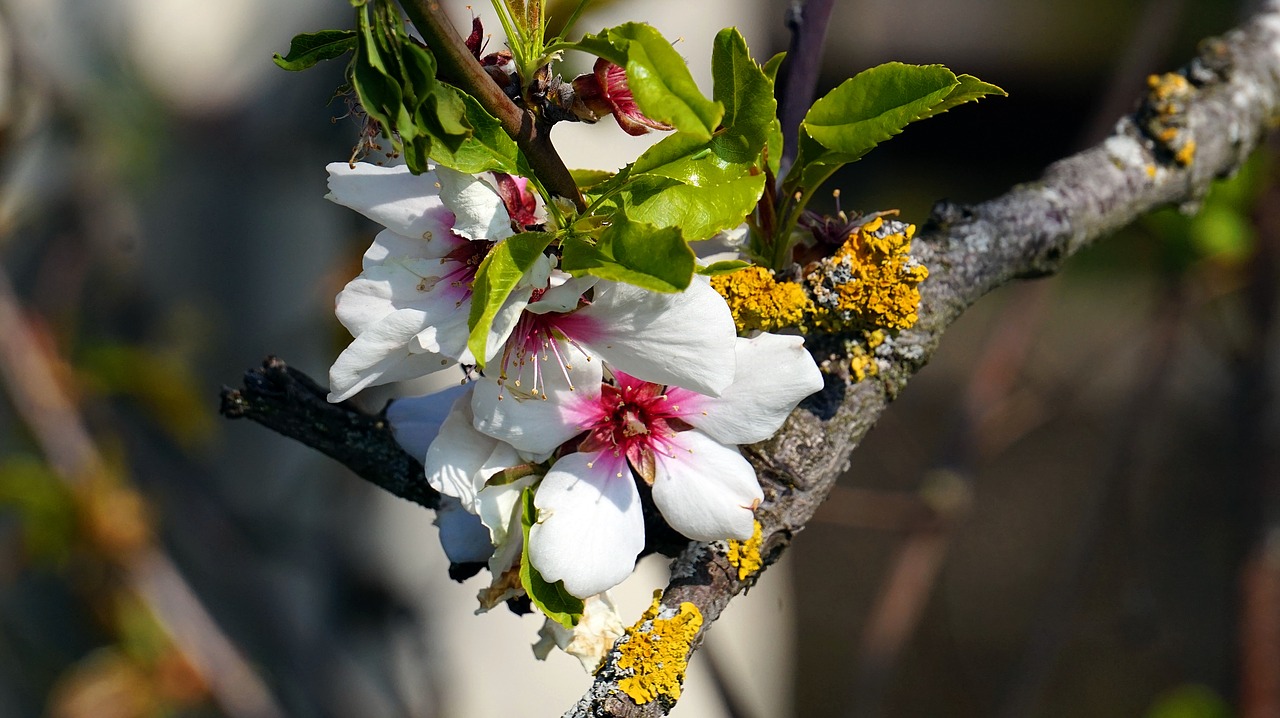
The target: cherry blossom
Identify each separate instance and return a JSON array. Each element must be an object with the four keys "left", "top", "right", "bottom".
[
  {"left": 325, "top": 161, "right": 547, "bottom": 402},
  {"left": 473, "top": 332, "right": 824, "bottom": 597}
]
